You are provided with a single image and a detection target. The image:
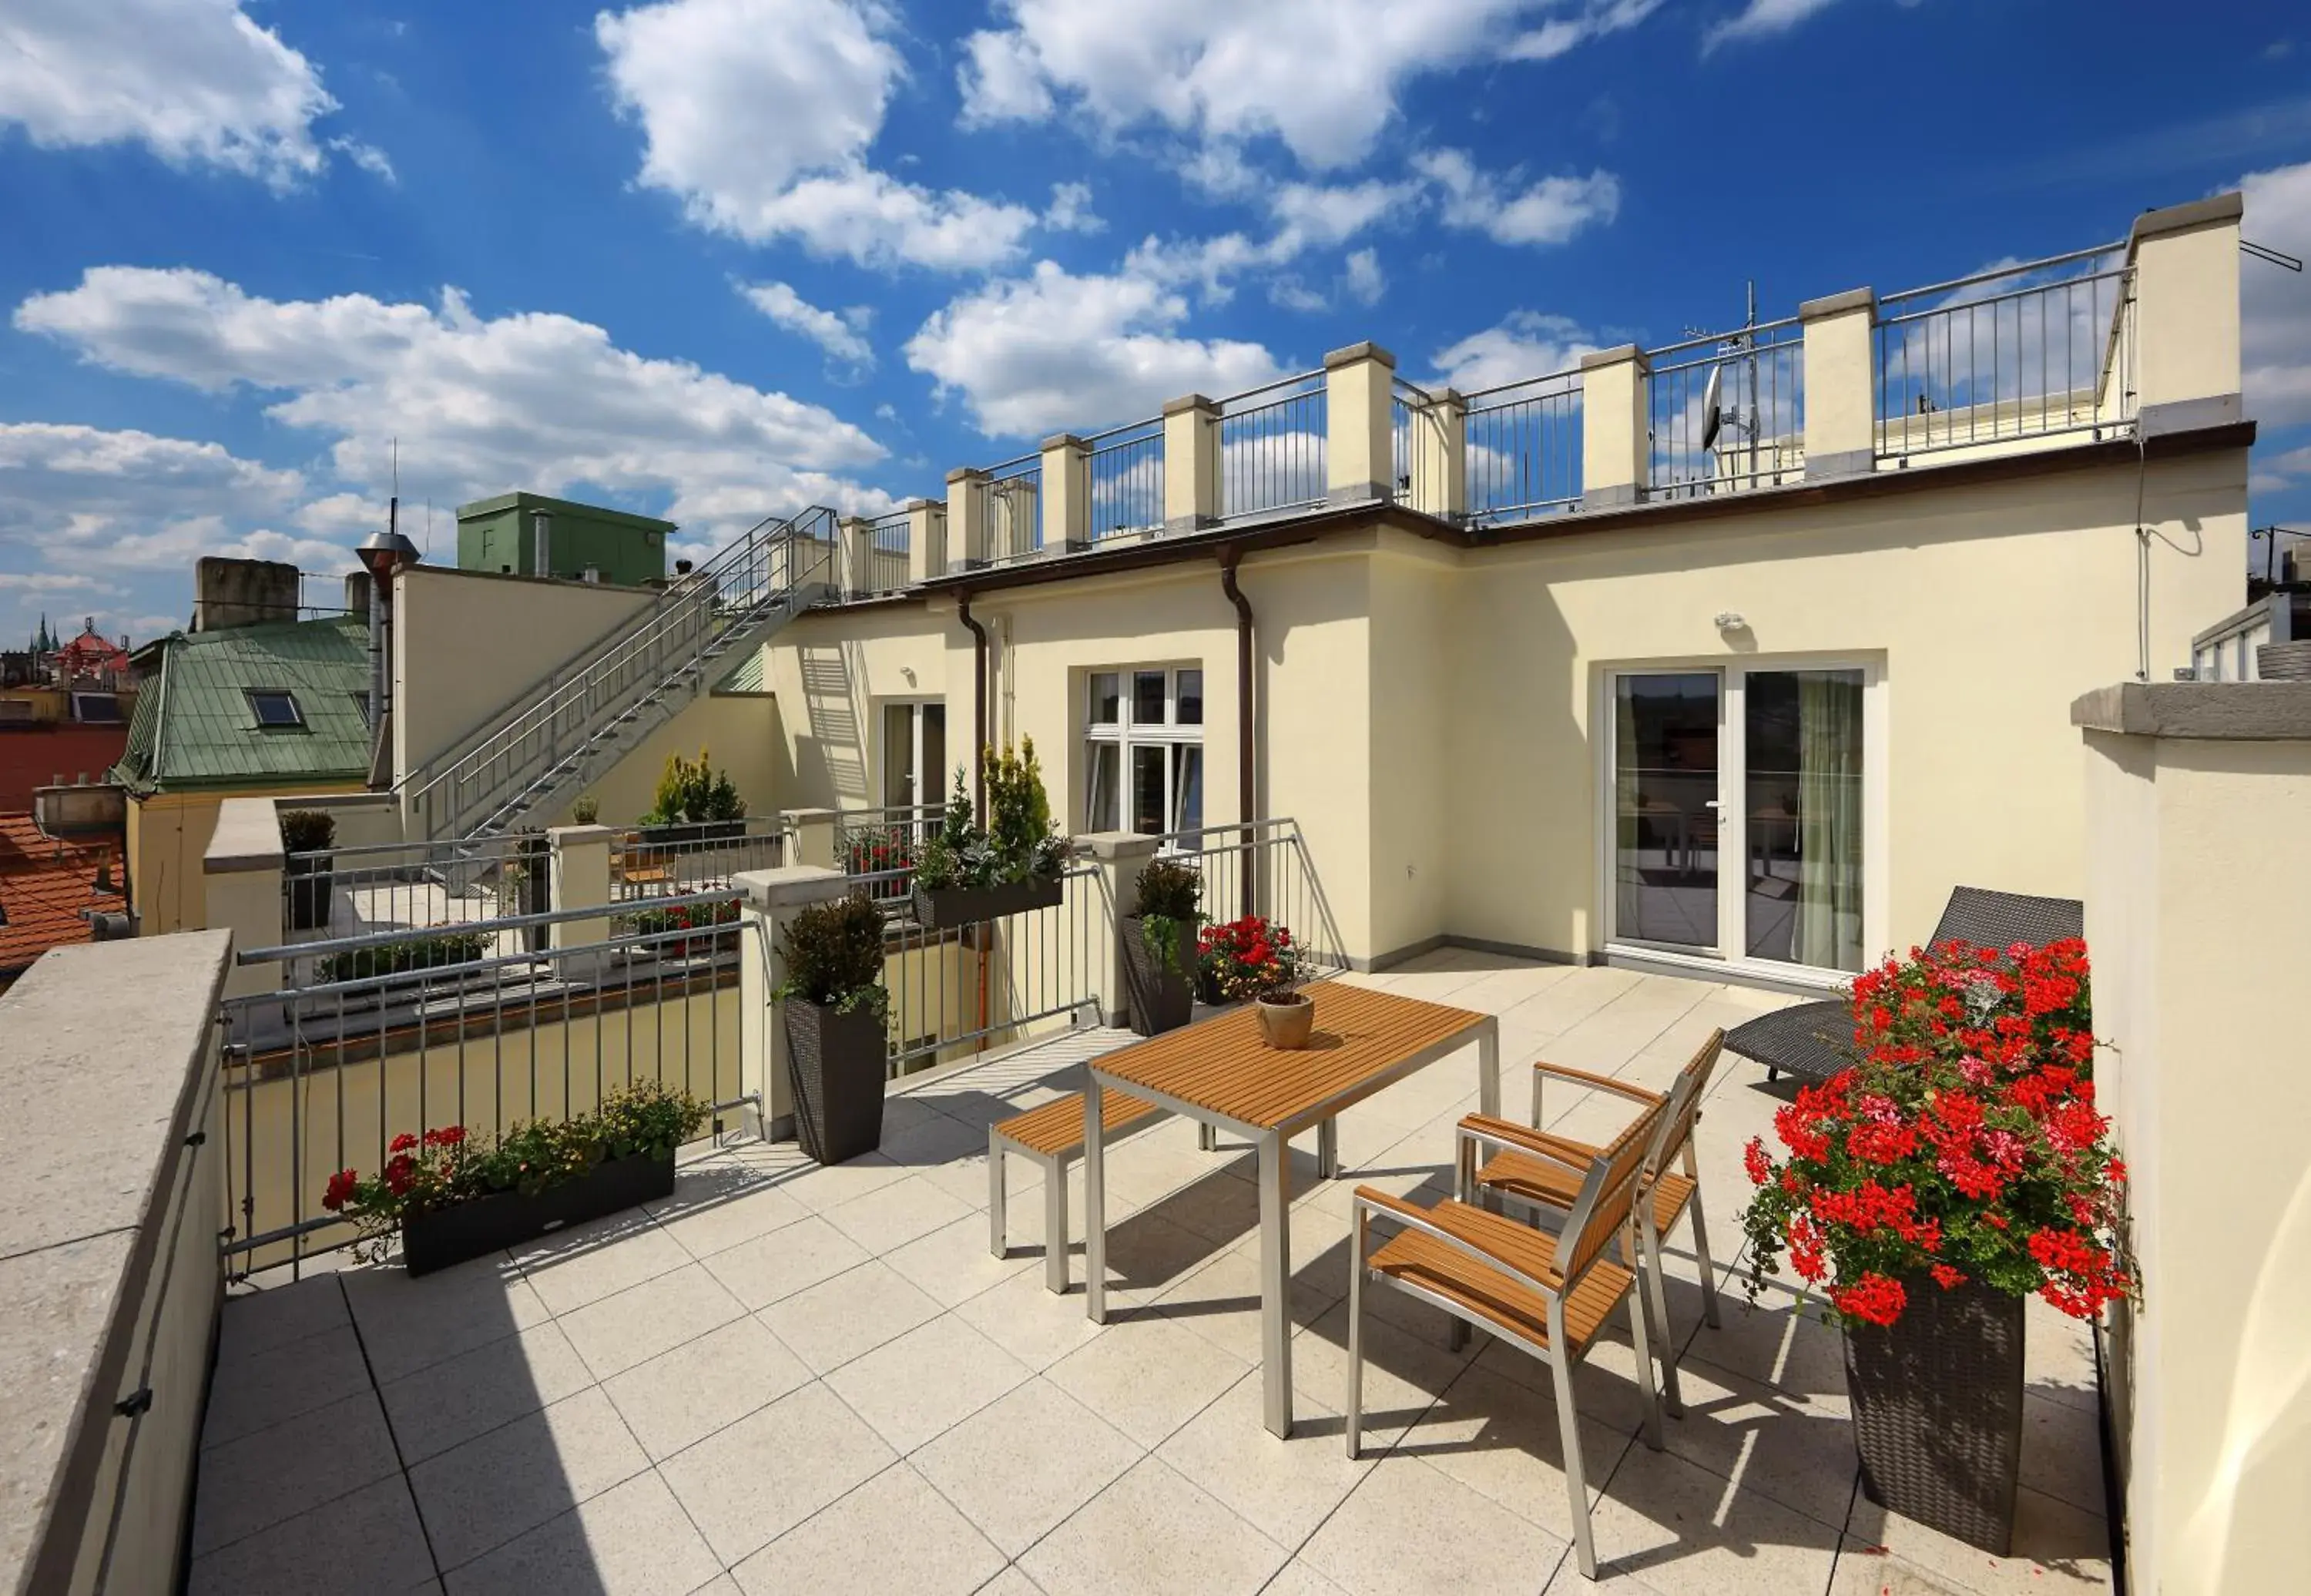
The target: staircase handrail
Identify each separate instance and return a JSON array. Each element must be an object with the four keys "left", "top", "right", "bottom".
[{"left": 404, "top": 506, "right": 837, "bottom": 837}]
